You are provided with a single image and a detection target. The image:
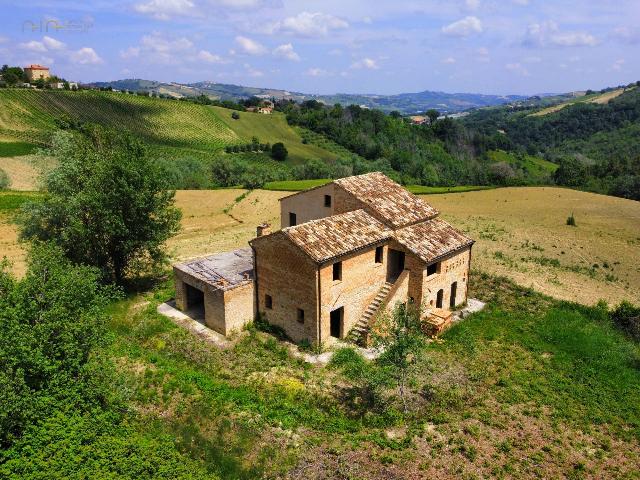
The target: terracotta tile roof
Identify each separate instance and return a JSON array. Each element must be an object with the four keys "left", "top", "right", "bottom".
[
  {"left": 334, "top": 172, "right": 438, "bottom": 228},
  {"left": 394, "top": 218, "right": 474, "bottom": 264},
  {"left": 282, "top": 209, "right": 392, "bottom": 263}
]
